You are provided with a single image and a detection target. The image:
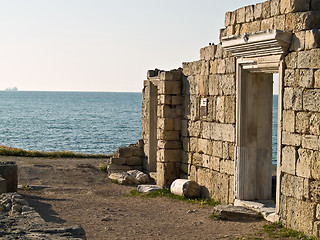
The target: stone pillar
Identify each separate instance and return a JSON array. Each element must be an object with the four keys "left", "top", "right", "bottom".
[
  {"left": 0, "top": 162, "right": 18, "bottom": 192},
  {"left": 156, "top": 69, "right": 183, "bottom": 187}
]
